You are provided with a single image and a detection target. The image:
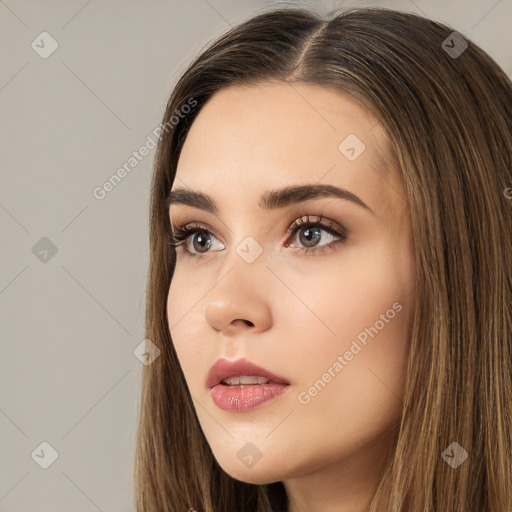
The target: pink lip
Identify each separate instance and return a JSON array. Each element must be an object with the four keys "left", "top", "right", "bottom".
[
  {"left": 207, "top": 358, "right": 290, "bottom": 412},
  {"left": 206, "top": 358, "right": 290, "bottom": 388}
]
